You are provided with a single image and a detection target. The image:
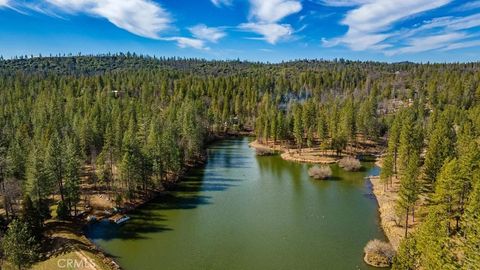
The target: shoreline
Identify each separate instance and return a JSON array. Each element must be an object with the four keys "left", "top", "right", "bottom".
[
  {"left": 368, "top": 174, "right": 403, "bottom": 250},
  {"left": 248, "top": 139, "right": 382, "bottom": 164},
  {"left": 74, "top": 133, "right": 254, "bottom": 270},
  {"left": 249, "top": 140, "right": 339, "bottom": 164},
  {"left": 53, "top": 135, "right": 390, "bottom": 270},
  {"left": 369, "top": 158, "right": 422, "bottom": 251}
]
